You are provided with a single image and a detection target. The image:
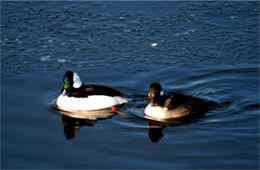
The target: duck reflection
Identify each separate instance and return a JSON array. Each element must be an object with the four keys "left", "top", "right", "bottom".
[
  {"left": 62, "top": 115, "right": 95, "bottom": 140},
  {"left": 59, "top": 108, "right": 116, "bottom": 140},
  {"left": 148, "top": 121, "right": 166, "bottom": 142},
  {"left": 147, "top": 117, "right": 197, "bottom": 143}
]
